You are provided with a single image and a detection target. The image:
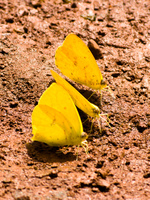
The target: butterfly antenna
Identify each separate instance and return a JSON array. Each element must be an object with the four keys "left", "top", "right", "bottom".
[
  {"left": 83, "top": 118, "right": 89, "bottom": 124},
  {"left": 87, "top": 91, "right": 96, "bottom": 101}
]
